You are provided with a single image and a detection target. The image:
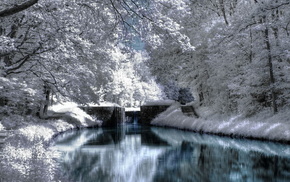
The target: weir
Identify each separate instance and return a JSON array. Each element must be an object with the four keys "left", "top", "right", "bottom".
[
  {"left": 80, "top": 103, "right": 197, "bottom": 126},
  {"left": 79, "top": 105, "right": 170, "bottom": 126},
  {"left": 125, "top": 111, "right": 140, "bottom": 123}
]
